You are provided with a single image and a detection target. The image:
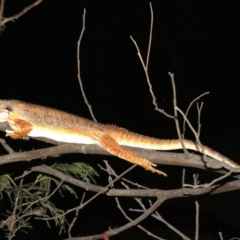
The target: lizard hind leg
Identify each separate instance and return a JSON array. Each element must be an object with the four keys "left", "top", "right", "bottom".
[{"left": 94, "top": 133, "right": 167, "bottom": 176}]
